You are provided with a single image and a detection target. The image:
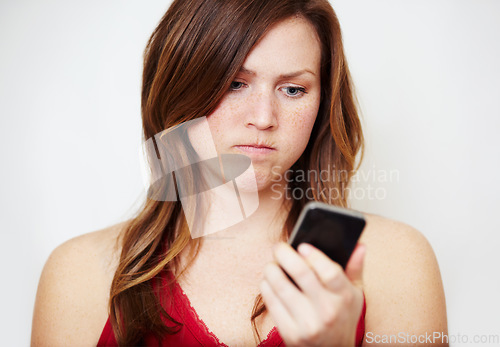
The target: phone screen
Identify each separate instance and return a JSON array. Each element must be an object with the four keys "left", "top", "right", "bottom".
[{"left": 288, "top": 202, "right": 366, "bottom": 269}]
